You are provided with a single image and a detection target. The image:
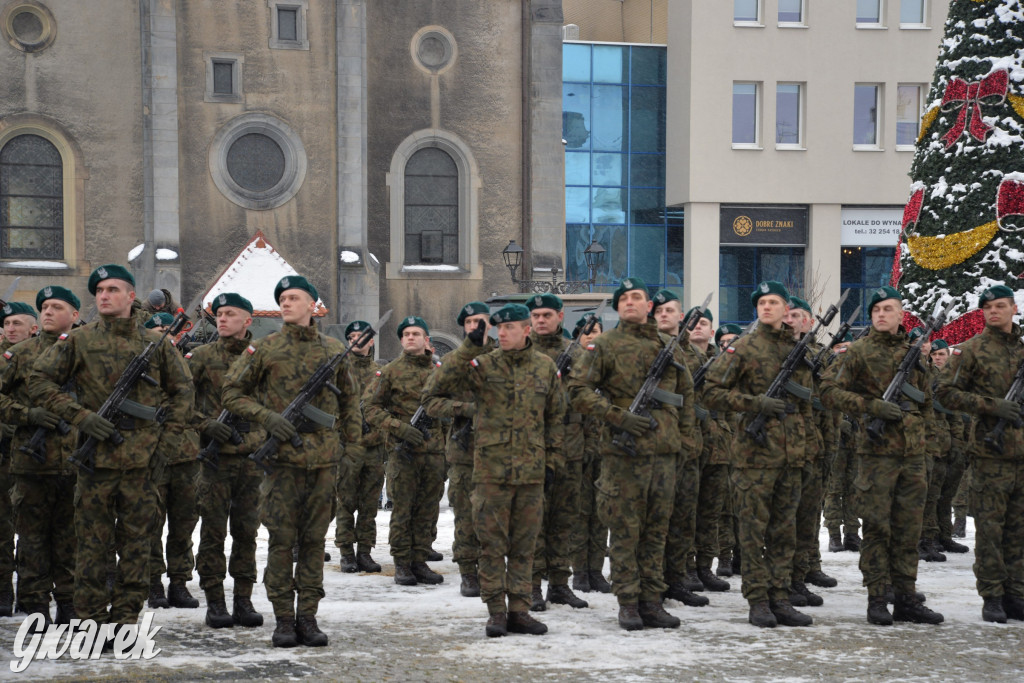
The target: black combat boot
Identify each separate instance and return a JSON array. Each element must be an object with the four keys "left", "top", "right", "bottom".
[
  {"left": 394, "top": 564, "right": 417, "bottom": 586},
  {"left": 588, "top": 571, "right": 612, "bottom": 593},
  {"left": 787, "top": 588, "right": 808, "bottom": 607},
  {"left": 939, "top": 537, "right": 969, "bottom": 554},
  {"left": 168, "top": 582, "right": 199, "bottom": 608},
  {"left": 356, "top": 552, "right": 382, "bottom": 573},
  {"left": 828, "top": 533, "right": 844, "bottom": 553},
  {"left": 547, "top": 584, "right": 588, "bottom": 608},
  {"left": 1003, "top": 594, "right": 1024, "bottom": 621},
  {"left": 426, "top": 547, "right": 443, "bottom": 562},
  {"left": 410, "top": 561, "right": 443, "bottom": 585},
  {"left": 147, "top": 578, "right": 169, "bottom": 609},
  {"left": 507, "top": 611, "right": 548, "bottom": 635},
  {"left": 791, "top": 581, "right": 824, "bottom": 607},
  {"left": 748, "top": 601, "right": 777, "bottom": 628},
  {"left": 572, "top": 572, "right": 591, "bottom": 592},
  {"left": 683, "top": 569, "right": 705, "bottom": 592},
  {"left": 716, "top": 557, "right": 733, "bottom": 577},
  {"left": 0, "top": 589, "right": 13, "bottom": 617},
  {"left": 530, "top": 584, "right": 546, "bottom": 612},
  {"left": 339, "top": 546, "right": 357, "bottom": 573},
  {"left": 272, "top": 616, "right": 299, "bottom": 648},
  {"left": 929, "top": 538, "right": 948, "bottom": 561},
  {"left": 295, "top": 615, "right": 328, "bottom": 646},
  {"left": 233, "top": 595, "right": 264, "bottom": 627},
  {"left": 893, "top": 593, "right": 944, "bottom": 624},
  {"left": 617, "top": 603, "right": 644, "bottom": 631},
  {"left": 867, "top": 596, "right": 893, "bottom": 626},
  {"left": 805, "top": 569, "right": 838, "bottom": 588},
  {"left": 697, "top": 567, "right": 730, "bottom": 592},
  {"left": 205, "top": 597, "right": 234, "bottom": 629},
  {"left": 639, "top": 601, "right": 680, "bottom": 629},
  {"left": 918, "top": 538, "right": 946, "bottom": 562},
  {"left": 22, "top": 604, "right": 52, "bottom": 633},
  {"left": 54, "top": 601, "right": 78, "bottom": 625},
  {"left": 485, "top": 612, "right": 507, "bottom": 637},
  {"left": 770, "top": 599, "right": 813, "bottom": 627},
  {"left": 983, "top": 596, "right": 1007, "bottom": 623},
  {"left": 460, "top": 573, "right": 480, "bottom": 598},
  {"left": 665, "top": 582, "right": 709, "bottom": 607},
  {"left": 884, "top": 585, "right": 926, "bottom": 604},
  {"left": 843, "top": 532, "right": 862, "bottom": 552}
]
